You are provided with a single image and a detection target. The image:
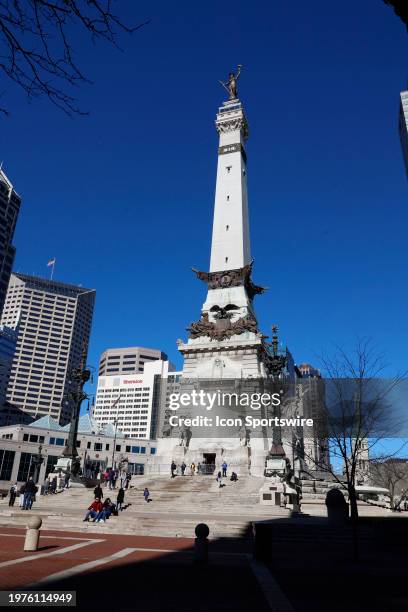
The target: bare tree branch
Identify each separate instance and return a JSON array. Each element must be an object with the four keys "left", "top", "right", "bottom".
[{"left": 0, "top": 1, "right": 150, "bottom": 115}]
